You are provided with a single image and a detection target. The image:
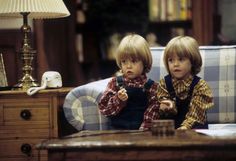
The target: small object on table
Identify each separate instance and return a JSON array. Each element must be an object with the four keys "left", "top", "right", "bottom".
[{"left": 151, "top": 119, "right": 175, "bottom": 136}]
